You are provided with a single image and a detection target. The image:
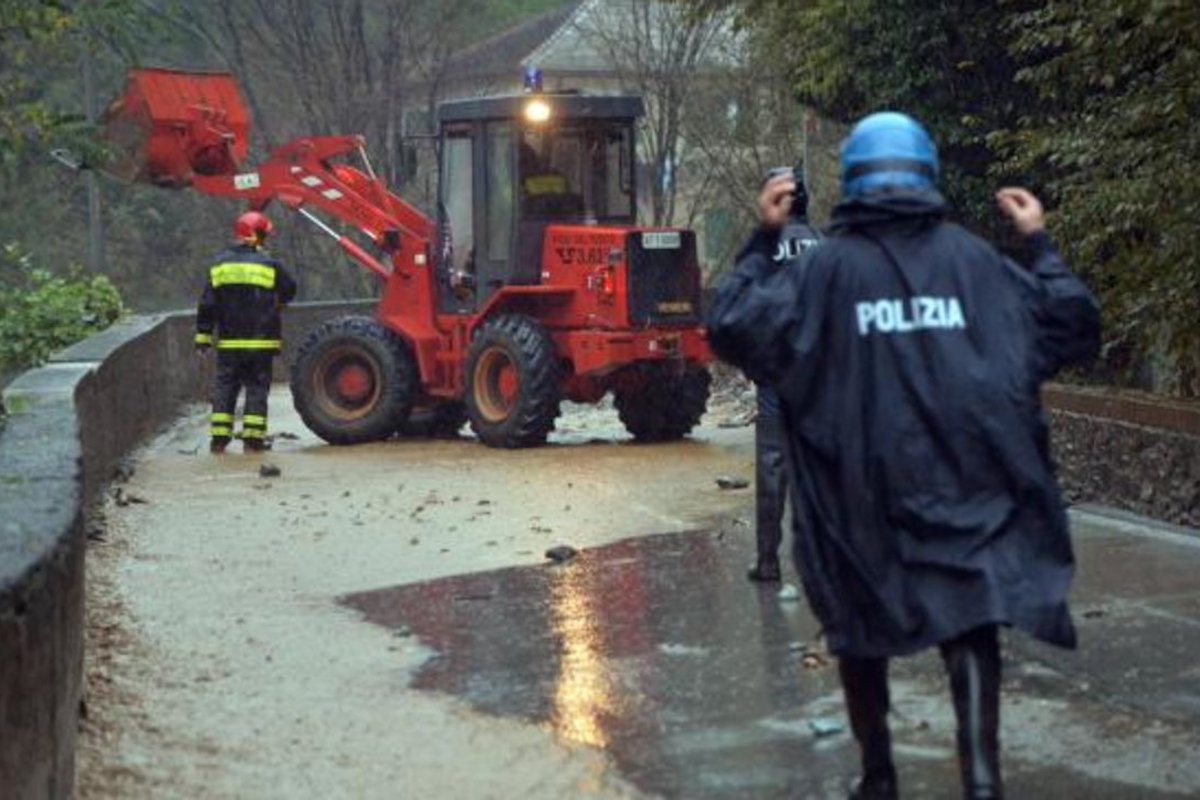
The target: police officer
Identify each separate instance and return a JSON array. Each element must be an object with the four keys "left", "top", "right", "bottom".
[
  {"left": 745, "top": 168, "right": 822, "bottom": 583},
  {"left": 196, "top": 211, "right": 297, "bottom": 454},
  {"left": 707, "top": 112, "right": 1100, "bottom": 799}
]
